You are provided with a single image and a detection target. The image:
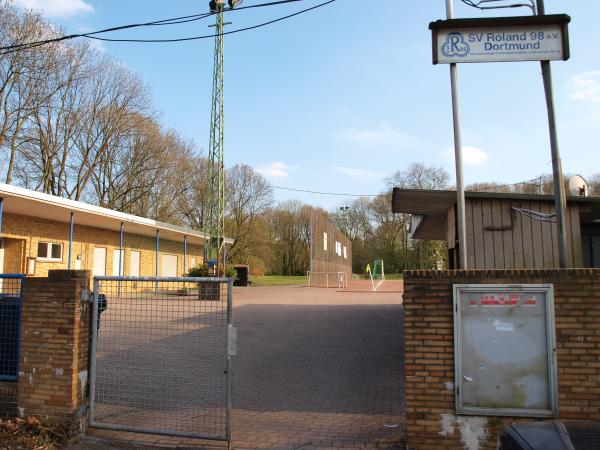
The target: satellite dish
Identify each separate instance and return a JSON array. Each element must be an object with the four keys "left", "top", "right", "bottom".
[{"left": 568, "top": 175, "right": 589, "bottom": 197}]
